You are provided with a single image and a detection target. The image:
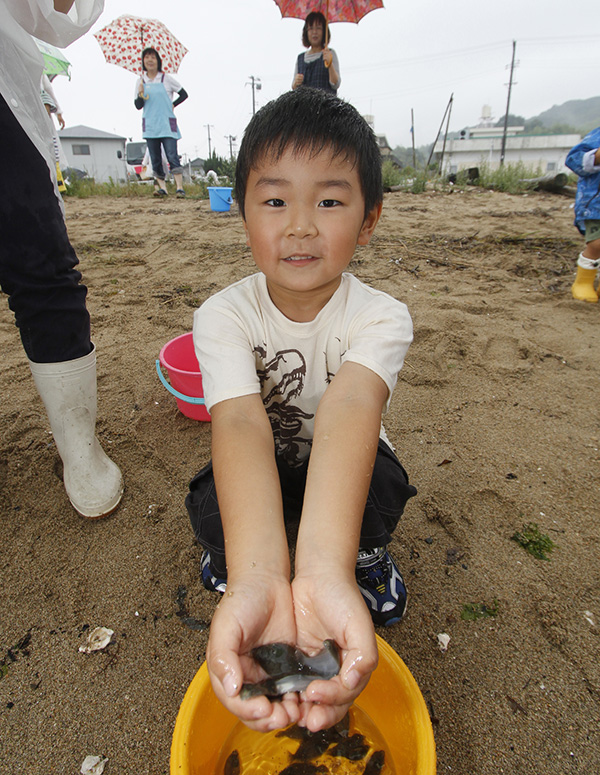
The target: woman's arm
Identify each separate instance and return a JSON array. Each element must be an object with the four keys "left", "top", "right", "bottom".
[
  {"left": 173, "top": 88, "right": 188, "bottom": 108},
  {"left": 323, "top": 48, "right": 340, "bottom": 88}
]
